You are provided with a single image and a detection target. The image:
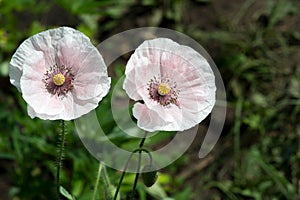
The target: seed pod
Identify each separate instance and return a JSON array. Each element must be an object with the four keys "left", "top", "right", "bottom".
[{"left": 141, "top": 165, "right": 158, "bottom": 187}]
